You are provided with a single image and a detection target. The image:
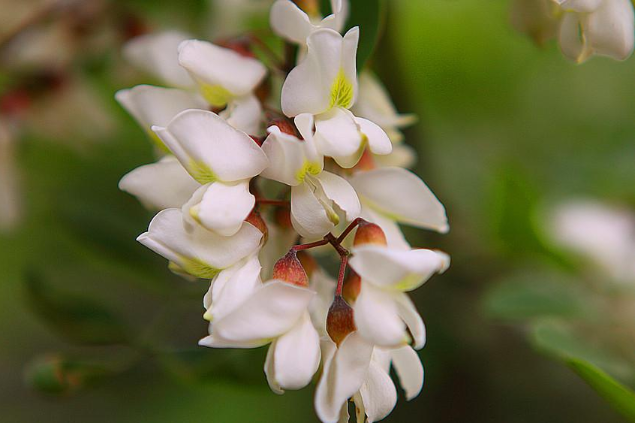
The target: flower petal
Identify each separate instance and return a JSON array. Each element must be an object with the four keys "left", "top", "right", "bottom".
[
  {"left": 267, "top": 312, "right": 321, "bottom": 392},
  {"left": 153, "top": 109, "right": 269, "bottom": 184},
  {"left": 354, "top": 283, "right": 408, "bottom": 348},
  {"left": 357, "top": 361, "right": 397, "bottom": 423},
  {"left": 315, "top": 333, "right": 374, "bottom": 423},
  {"left": 314, "top": 107, "right": 363, "bottom": 167},
  {"left": 123, "top": 30, "right": 194, "bottom": 87},
  {"left": 556, "top": 0, "right": 603, "bottom": 12},
  {"left": 559, "top": 13, "right": 587, "bottom": 62},
  {"left": 394, "top": 293, "right": 426, "bottom": 349},
  {"left": 137, "top": 208, "right": 263, "bottom": 278},
  {"left": 585, "top": 0, "right": 634, "bottom": 61},
  {"left": 349, "top": 167, "right": 449, "bottom": 233},
  {"left": 390, "top": 346, "right": 424, "bottom": 400},
  {"left": 184, "top": 180, "right": 255, "bottom": 236},
  {"left": 315, "top": 171, "right": 361, "bottom": 223},
  {"left": 213, "top": 280, "right": 316, "bottom": 342},
  {"left": 219, "top": 94, "right": 263, "bottom": 135},
  {"left": 119, "top": 156, "right": 200, "bottom": 210},
  {"left": 349, "top": 245, "right": 449, "bottom": 291},
  {"left": 270, "top": 0, "right": 314, "bottom": 44},
  {"left": 290, "top": 182, "right": 334, "bottom": 239},
  {"left": 355, "top": 117, "right": 392, "bottom": 156},
  {"left": 178, "top": 39, "right": 266, "bottom": 106}
]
